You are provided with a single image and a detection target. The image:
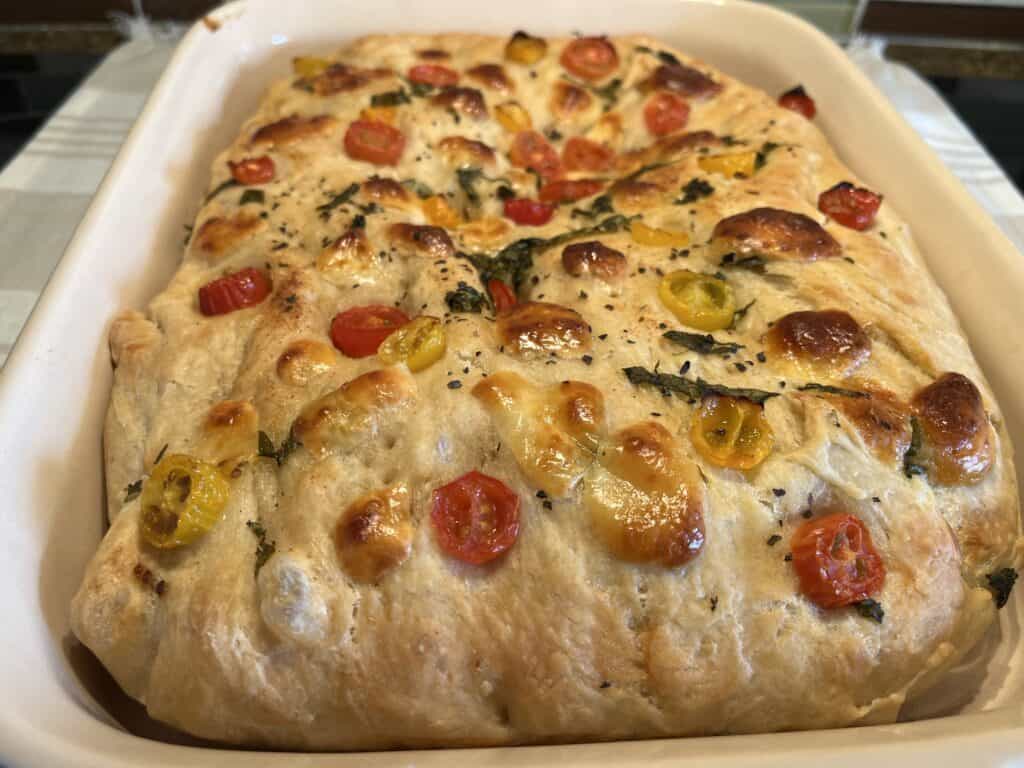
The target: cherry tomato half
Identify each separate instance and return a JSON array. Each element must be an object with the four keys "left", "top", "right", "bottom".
[
  {"left": 407, "top": 63, "right": 459, "bottom": 87},
  {"left": 562, "top": 136, "right": 614, "bottom": 173},
  {"left": 509, "top": 130, "right": 563, "bottom": 179},
  {"left": 431, "top": 470, "right": 521, "bottom": 565},
  {"left": 778, "top": 85, "right": 816, "bottom": 119},
  {"left": 198, "top": 267, "right": 271, "bottom": 316},
  {"left": 644, "top": 92, "right": 690, "bottom": 137},
  {"left": 818, "top": 182, "right": 883, "bottom": 231},
  {"left": 690, "top": 395, "right": 774, "bottom": 470},
  {"left": 791, "top": 513, "right": 885, "bottom": 609},
  {"left": 560, "top": 37, "right": 619, "bottom": 81},
  {"left": 538, "top": 178, "right": 605, "bottom": 204},
  {"left": 488, "top": 279, "right": 518, "bottom": 312},
  {"left": 503, "top": 197, "right": 556, "bottom": 226},
  {"left": 344, "top": 119, "right": 406, "bottom": 166},
  {"left": 330, "top": 305, "right": 410, "bottom": 358},
  {"left": 228, "top": 156, "right": 275, "bottom": 185}
]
